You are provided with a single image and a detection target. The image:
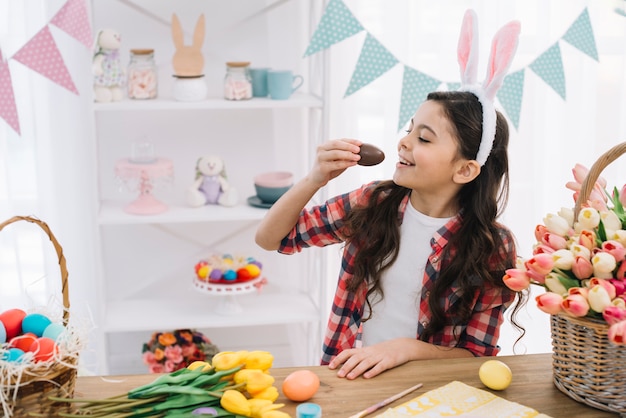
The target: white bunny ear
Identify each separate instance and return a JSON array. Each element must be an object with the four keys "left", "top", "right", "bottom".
[
  {"left": 483, "top": 20, "right": 521, "bottom": 100},
  {"left": 457, "top": 9, "right": 479, "bottom": 86}
]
